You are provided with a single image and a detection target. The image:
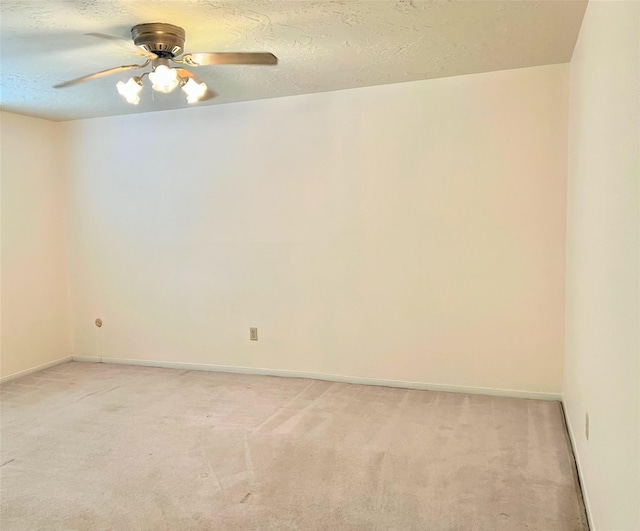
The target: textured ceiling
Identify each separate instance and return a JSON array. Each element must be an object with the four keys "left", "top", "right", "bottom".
[{"left": 0, "top": 0, "right": 587, "bottom": 121}]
